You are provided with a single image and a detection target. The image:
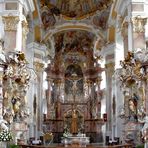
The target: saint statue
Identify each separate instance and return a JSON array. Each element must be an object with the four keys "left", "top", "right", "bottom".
[
  {"left": 71, "top": 109, "right": 78, "bottom": 135},
  {"left": 128, "top": 99, "right": 138, "bottom": 121}
]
